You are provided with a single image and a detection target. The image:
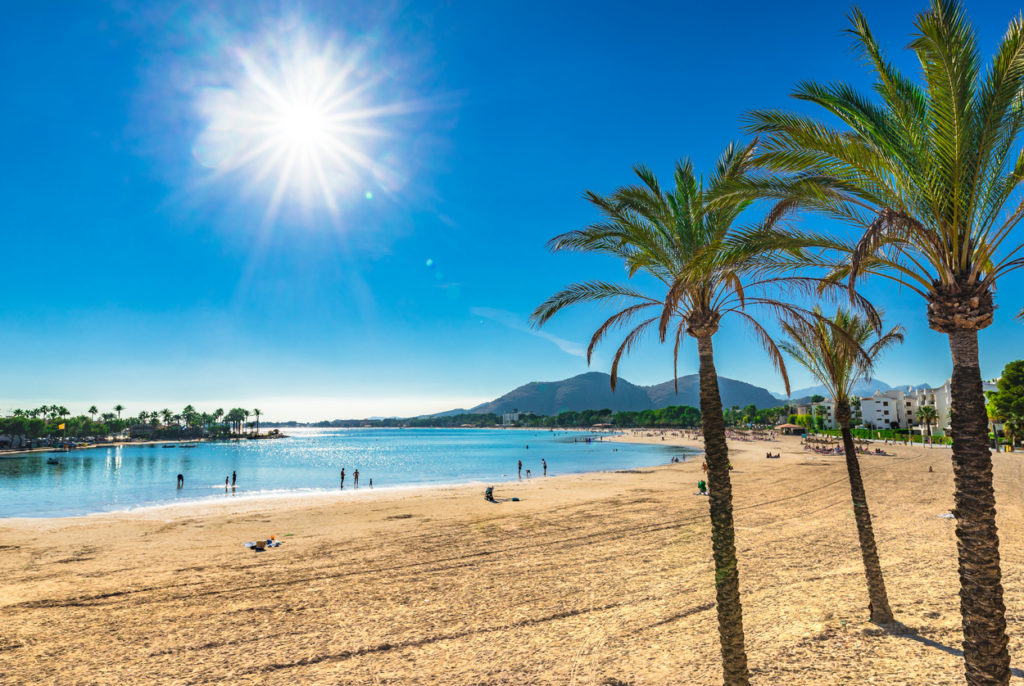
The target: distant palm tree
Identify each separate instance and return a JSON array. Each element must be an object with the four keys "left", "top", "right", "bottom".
[
  {"left": 741, "top": 2, "right": 1024, "bottom": 679},
  {"left": 161, "top": 409, "right": 173, "bottom": 426},
  {"left": 531, "top": 142, "right": 854, "bottom": 685},
  {"left": 253, "top": 408, "right": 262, "bottom": 435},
  {"left": 779, "top": 307, "right": 903, "bottom": 623},
  {"left": 1003, "top": 414, "right": 1024, "bottom": 450},
  {"left": 114, "top": 404, "right": 124, "bottom": 420},
  {"left": 986, "top": 402, "right": 1003, "bottom": 451},
  {"left": 916, "top": 406, "right": 939, "bottom": 446},
  {"left": 88, "top": 406, "right": 98, "bottom": 421}
]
